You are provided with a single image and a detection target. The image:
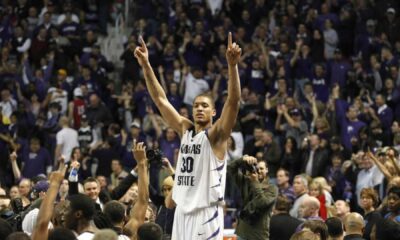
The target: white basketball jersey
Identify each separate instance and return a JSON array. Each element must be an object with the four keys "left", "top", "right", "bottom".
[{"left": 172, "top": 128, "right": 227, "bottom": 213}]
